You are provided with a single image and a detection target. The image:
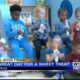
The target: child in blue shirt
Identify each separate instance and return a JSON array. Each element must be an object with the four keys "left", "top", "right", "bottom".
[
  {"left": 46, "top": 35, "right": 66, "bottom": 62},
  {"left": 5, "top": 4, "right": 34, "bottom": 59},
  {"left": 54, "top": 8, "right": 72, "bottom": 53},
  {"left": 43, "top": 35, "right": 66, "bottom": 79}
]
